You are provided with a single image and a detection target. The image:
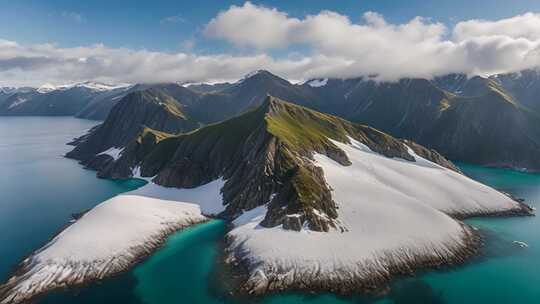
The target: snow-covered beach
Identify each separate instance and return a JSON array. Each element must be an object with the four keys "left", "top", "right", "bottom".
[
  {"left": 0, "top": 184, "right": 221, "bottom": 304},
  {"left": 225, "top": 139, "right": 530, "bottom": 294}
]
